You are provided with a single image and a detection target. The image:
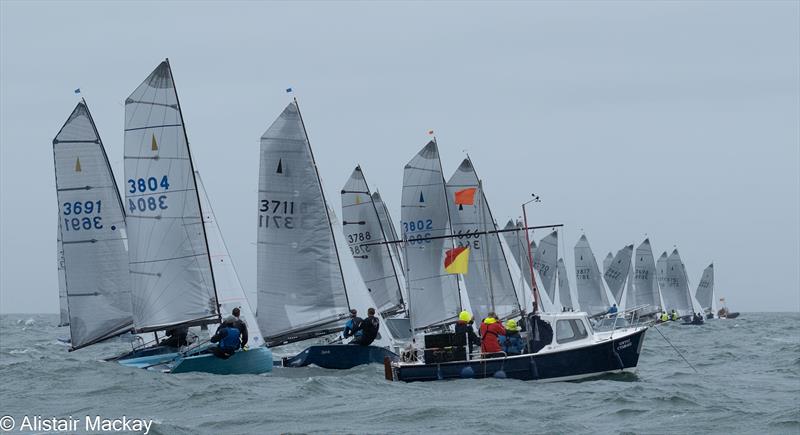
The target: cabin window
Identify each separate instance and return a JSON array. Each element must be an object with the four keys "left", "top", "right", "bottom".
[{"left": 556, "top": 319, "right": 589, "bottom": 344}]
